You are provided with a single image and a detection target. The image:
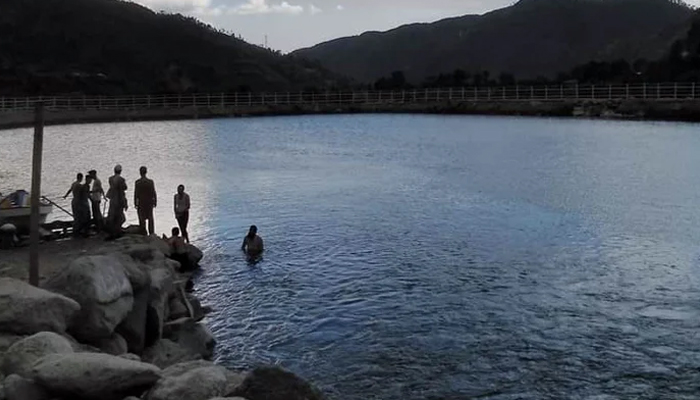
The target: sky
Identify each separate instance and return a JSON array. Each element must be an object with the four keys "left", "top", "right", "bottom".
[{"left": 132, "top": 0, "right": 700, "bottom": 53}]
